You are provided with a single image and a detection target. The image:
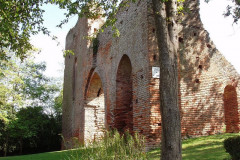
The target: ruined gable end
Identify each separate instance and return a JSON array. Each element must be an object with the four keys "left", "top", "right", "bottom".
[{"left": 62, "top": 0, "right": 240, "bottom": 149}]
